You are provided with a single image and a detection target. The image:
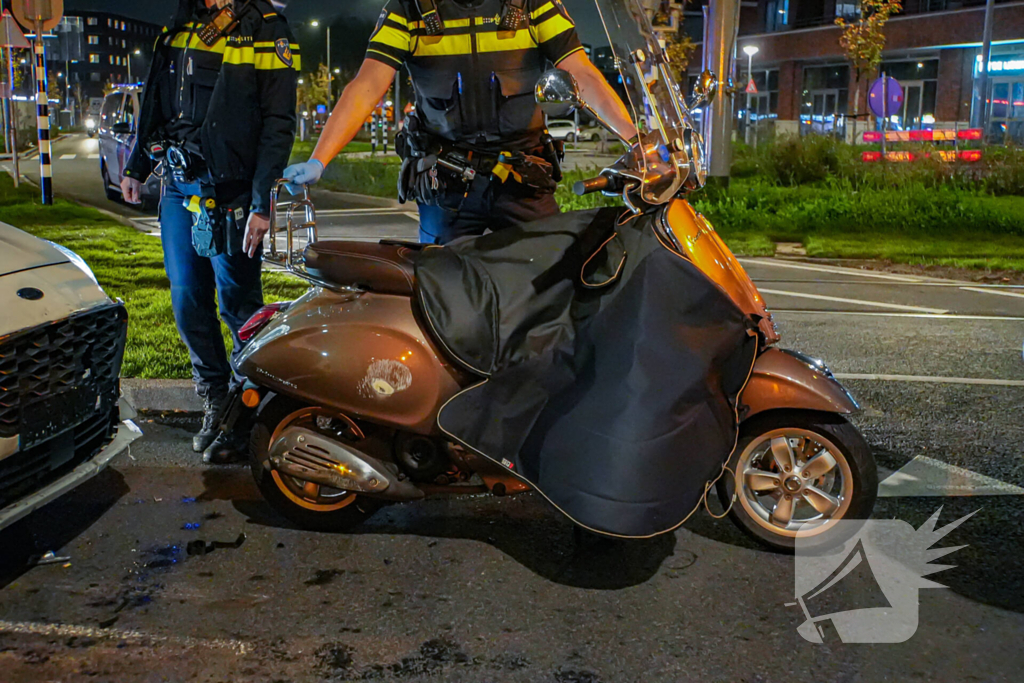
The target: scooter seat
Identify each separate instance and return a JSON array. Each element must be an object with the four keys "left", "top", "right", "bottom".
[{"left": 303, "top": 241, "right": 418, "bottom": 296}]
